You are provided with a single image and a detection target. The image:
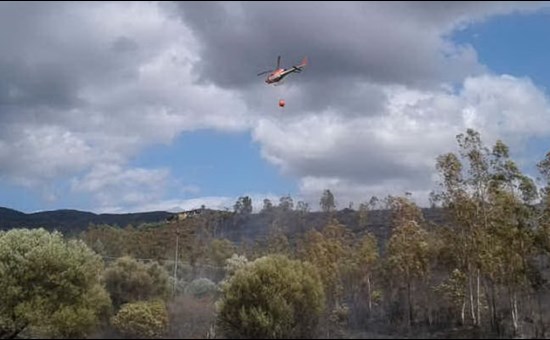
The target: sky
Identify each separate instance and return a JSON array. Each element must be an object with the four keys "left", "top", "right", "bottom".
[{"left": 2, "top": 1, "right": 550, "bottom": 214}]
